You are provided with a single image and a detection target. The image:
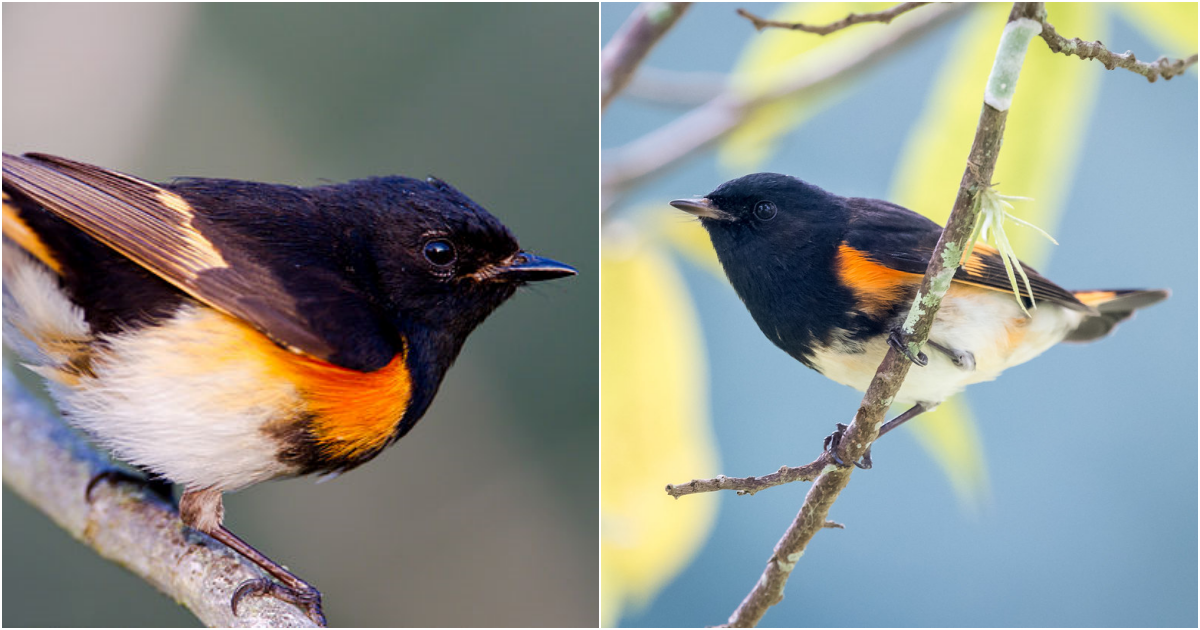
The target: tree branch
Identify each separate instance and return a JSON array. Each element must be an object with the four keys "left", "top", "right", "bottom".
[
  {"left": 601, "top": 2, "right": 965, "bottom": 215},
  {"left": 666, "top": 452, "right": 836, "bottom": 498},
  {"left": 718, "top": 4, "right": 1046, "bottom": 627},
  {"left": 1036, "top": 19, "right": 1197, "bottom": 82},
  {"left": 623, "top": 66, "right": 728, "bottom": 107},
  {"left": 2, "top": 368, "right": 317, "bottom": 628},
  {"left": 601, "top": 2, "right": 692, "bottom": 112},
  {"left": 737, "top": 2, "right": 931, "bottom": 35}
]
